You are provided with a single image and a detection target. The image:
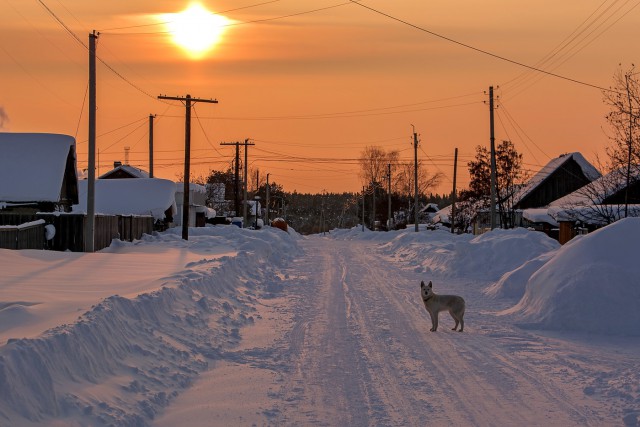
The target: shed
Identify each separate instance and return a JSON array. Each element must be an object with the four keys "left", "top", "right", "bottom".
[{"left": 0, "top": 132, "right": 78, "bottom": 213}]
